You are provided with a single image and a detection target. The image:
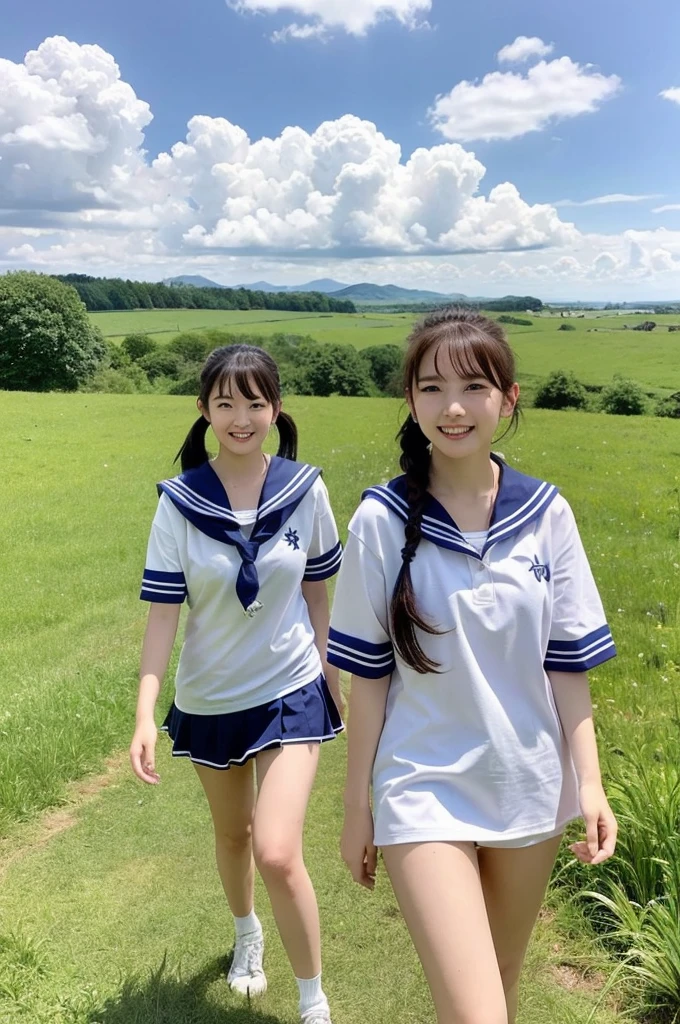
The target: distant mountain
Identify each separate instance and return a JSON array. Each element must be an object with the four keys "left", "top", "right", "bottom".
[
  {"left": 163, "top": 274, "right": 229, "bottom": 289},
  {"left": 331, "top": 282, "right": 467, "bottom": 303},
  {"left": 235, "top": 278, "right": 348, "bottom": 294}
]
